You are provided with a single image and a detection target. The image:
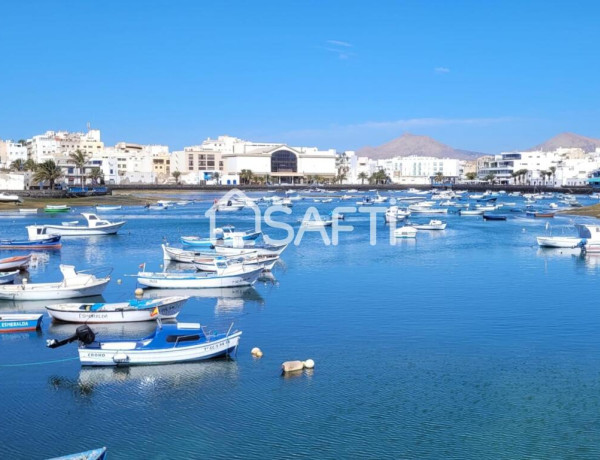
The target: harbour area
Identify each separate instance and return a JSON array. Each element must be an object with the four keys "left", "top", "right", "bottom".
[{"left": 2, "top": 188, "right": 600, "bottom": 458}]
